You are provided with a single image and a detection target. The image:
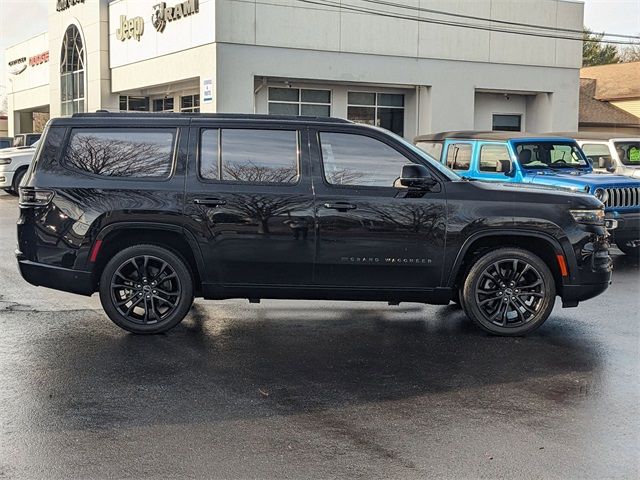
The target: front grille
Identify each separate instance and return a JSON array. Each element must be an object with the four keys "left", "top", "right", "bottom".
[{"left": 604, "top": 187, "right": 640, "bottom": 208}]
